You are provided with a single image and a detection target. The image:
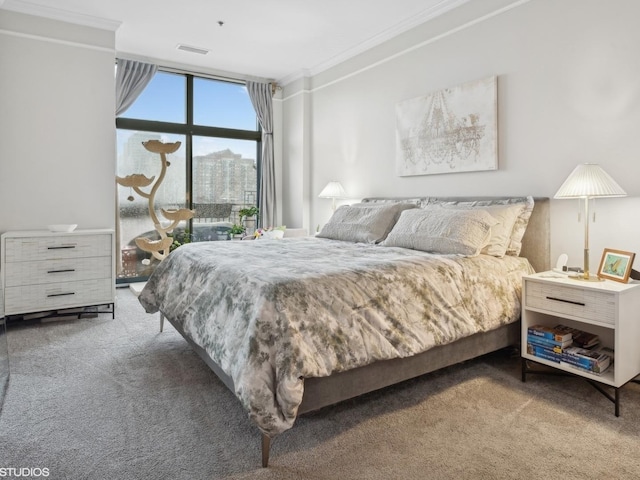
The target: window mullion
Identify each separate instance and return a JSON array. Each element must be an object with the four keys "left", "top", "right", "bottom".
[{"left": 186, "top": 75, "right": 194, "bottom": 229}]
